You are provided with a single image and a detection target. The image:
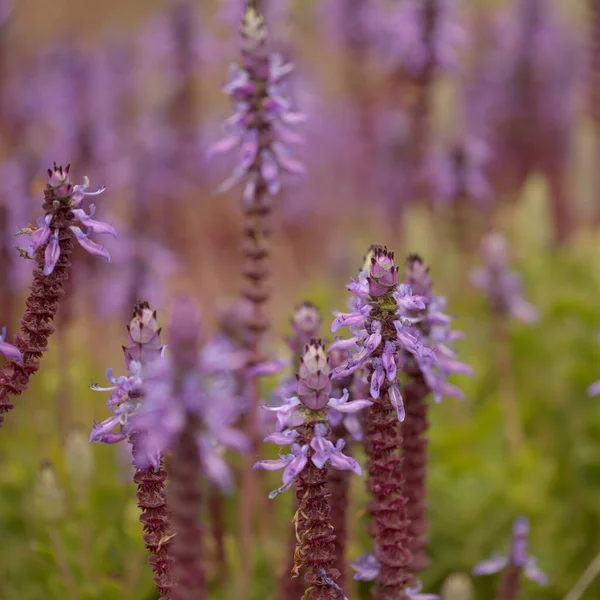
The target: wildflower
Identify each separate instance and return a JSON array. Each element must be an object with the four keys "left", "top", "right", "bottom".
[
  {"left": 470, "top": 232, "right": 538, "bottom": 324},
  {"left": 473, "top": 517, "right": 548, "bottom": 596},
  {"left": 23, "top": 171, "right": 114, "bottom": 277}
]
